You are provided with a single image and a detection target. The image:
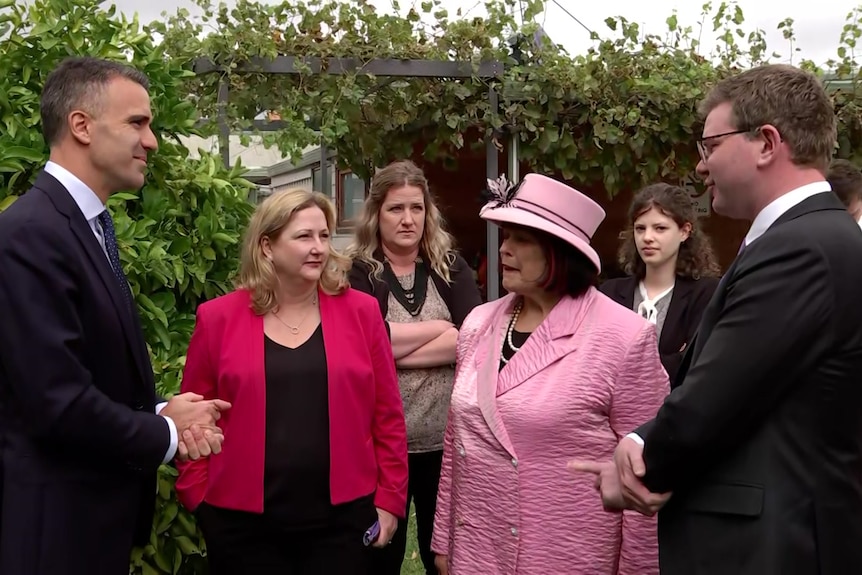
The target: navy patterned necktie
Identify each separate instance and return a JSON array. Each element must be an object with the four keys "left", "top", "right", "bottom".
[{"left": 97, "top": 210, "right": 134, "bottom": 314}]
